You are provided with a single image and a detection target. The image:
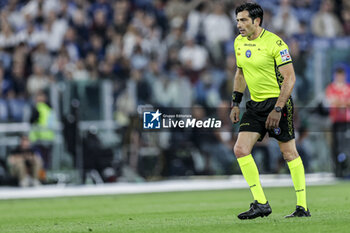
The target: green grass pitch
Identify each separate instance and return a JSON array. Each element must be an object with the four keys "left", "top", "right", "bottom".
[{"left": 0, "top": 182, "right": 349, "bottom": 233}]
